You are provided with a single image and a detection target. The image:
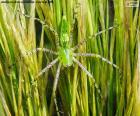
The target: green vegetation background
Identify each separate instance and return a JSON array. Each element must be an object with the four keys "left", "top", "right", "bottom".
[{"left": 0, "top": 0, "right": 139, "bottom": 116}]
